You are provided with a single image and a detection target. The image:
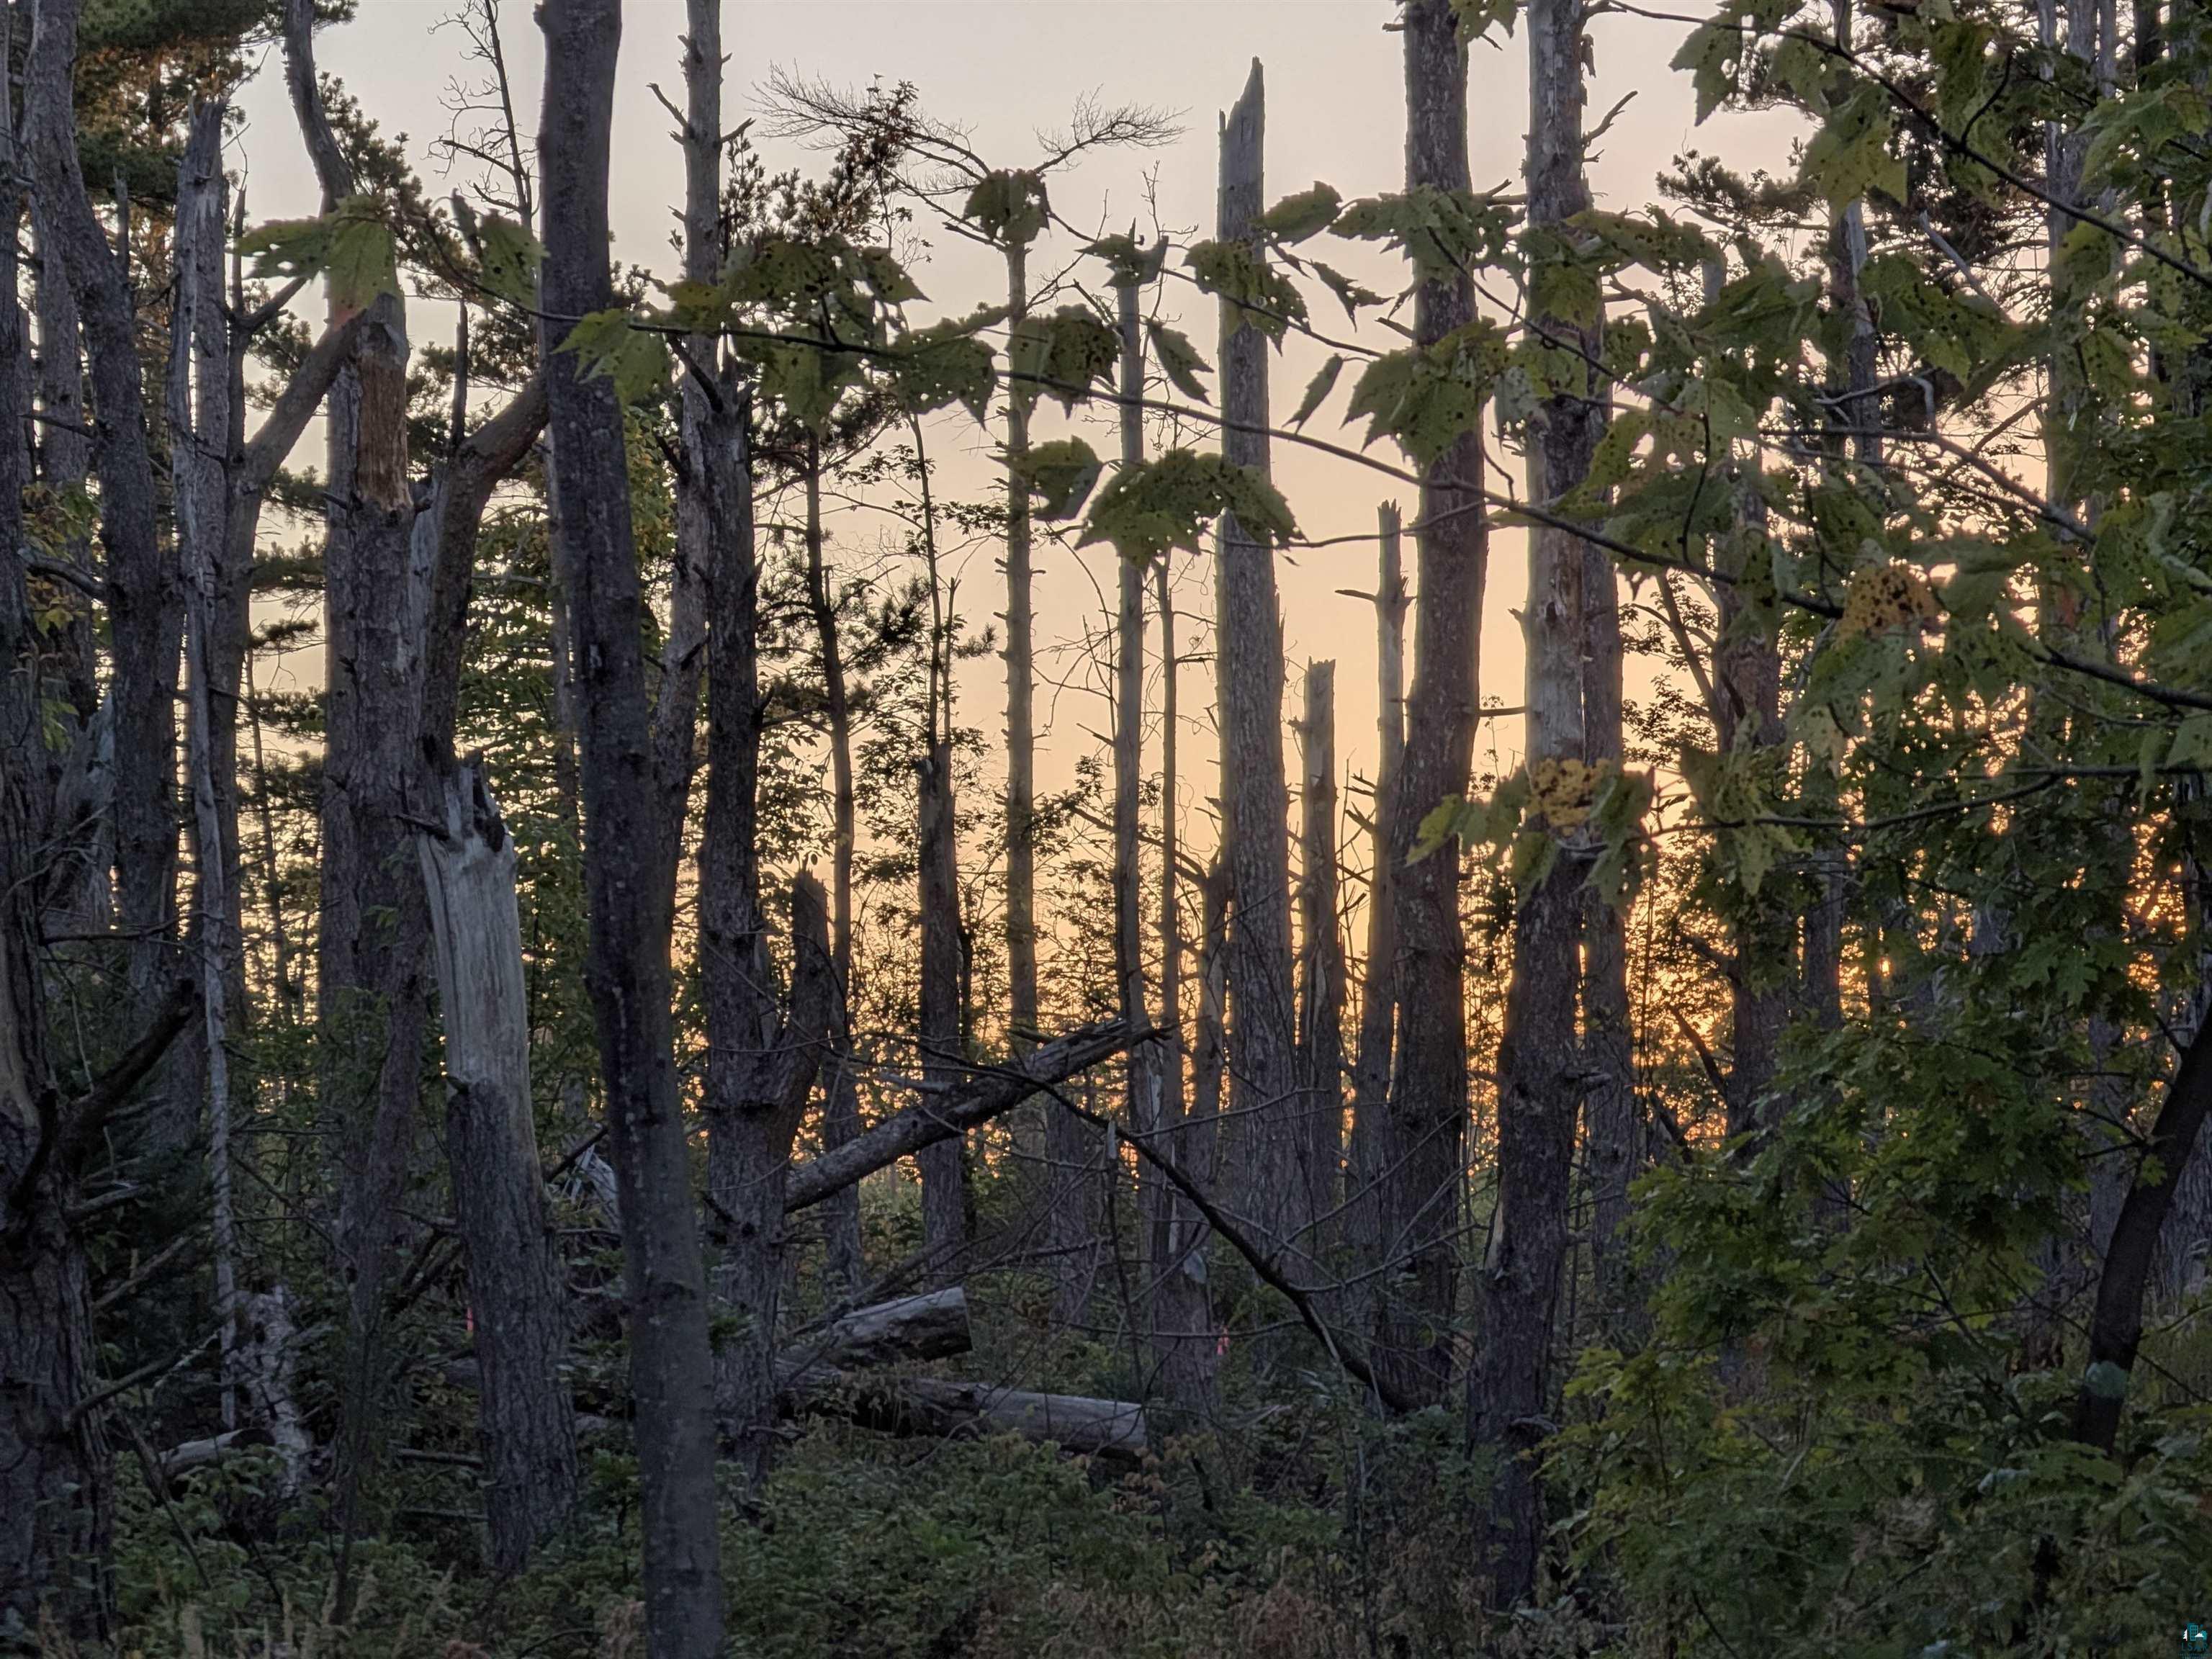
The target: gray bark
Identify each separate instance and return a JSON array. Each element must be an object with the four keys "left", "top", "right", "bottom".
[
  {"left": 169, "top": 102, "right": 241, "bottom": 1430},
  {"left": 776, "top": 1287, "right": 973, "bottom": 1378},
  {"left": 792, "top": 1377, "right": 1149, "bottom": 1460},
  {"left": 1214, "top": 61, "right": 1308, "bottom": 1262},
  {"left": 25, "top": 0, "right": 182, "bottom": 1144},
  {"left": 280, "top": 5, "right": 436, "bottom": 1570},
  {"left": 416, "top": 755, "right": 577, "bottom": 1572},
  {"left": 538, "top": 1, "right": 724, "bottom": 1650},
  {"left": 1, "top": 23, "right": 111, "bottom": 1627},
  {"left": 1377, "top": 1, "right": 1484, "bottom": 1408}
]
